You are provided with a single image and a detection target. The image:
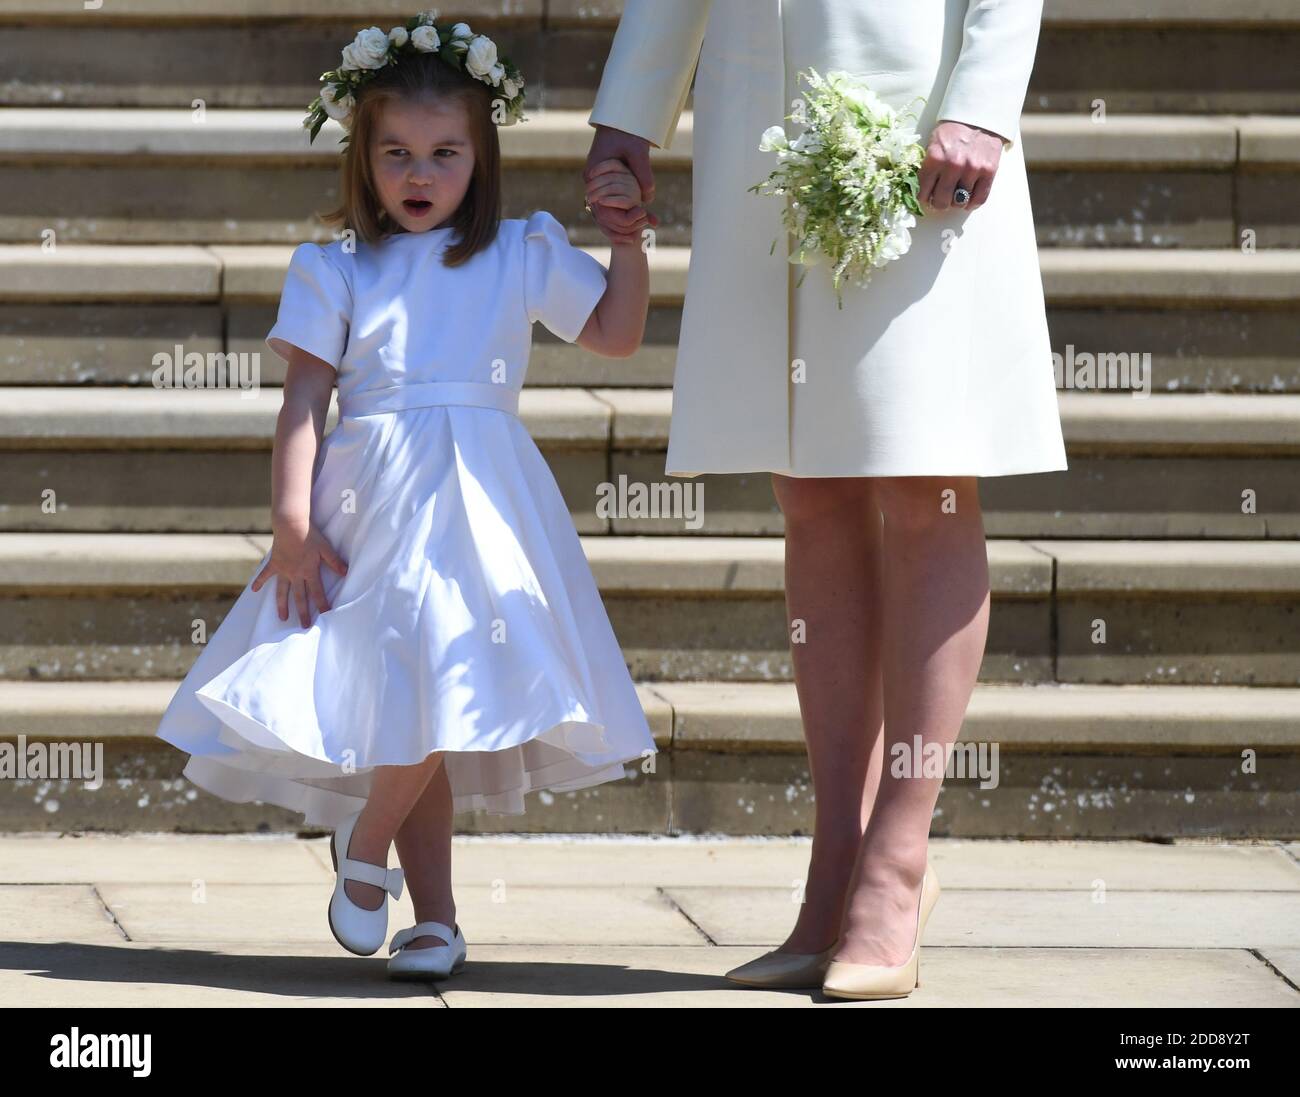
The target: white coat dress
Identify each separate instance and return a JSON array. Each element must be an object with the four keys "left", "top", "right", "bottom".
[{"left": 588, "top": 0, "right": 1068, "bottom": 478}]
